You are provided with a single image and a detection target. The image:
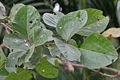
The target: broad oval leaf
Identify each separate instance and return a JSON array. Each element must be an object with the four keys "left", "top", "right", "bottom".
[
  {"left": 77, "top": 9, "right": 109, "bottom": 36},
  {"left": 12, "top": 5, "right": 40, "bottom": 38},
  {"left": 3, "top": 34, "right": 30, "bottom": 51},
  {"left": 35, "top": 57, "right": 59, "bottom": 78},
  {"left": 56, "top": 10, "right": 87, "bottom": 41},
  {"left": 43, "top": 12, "right": 64, "bottom": 27},
  {"left": 9, "top": 3, "right": 25, "bottom": 21},
  {"left": 5, "top": 50, "right": 26, "bottom": 72},
  {"left": 80, "top": 33, "right": 118, "bottom": 69},
  {"left": 54, "top": 38, "right": 81, "bottom": 61}
]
